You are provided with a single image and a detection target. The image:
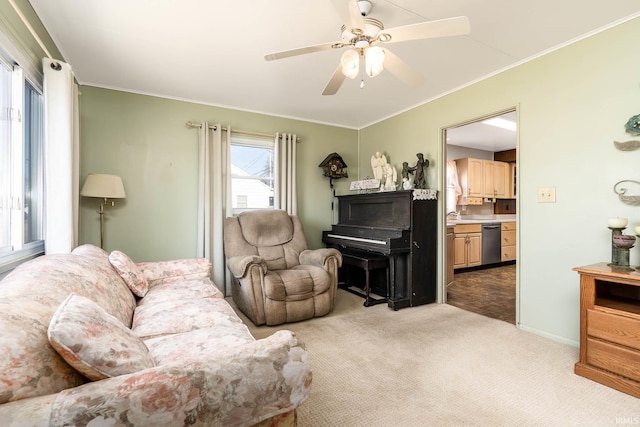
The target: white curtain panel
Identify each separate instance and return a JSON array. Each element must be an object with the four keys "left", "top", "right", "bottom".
[
  {"left": 196, "top": 122, "right": 231, "bottom": 294},
  {"left": 43, "top": 59, "right": 79, "bottom": 254},
  {"left": 274, "top": 133, "right": 297, "bottom": 215}
]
